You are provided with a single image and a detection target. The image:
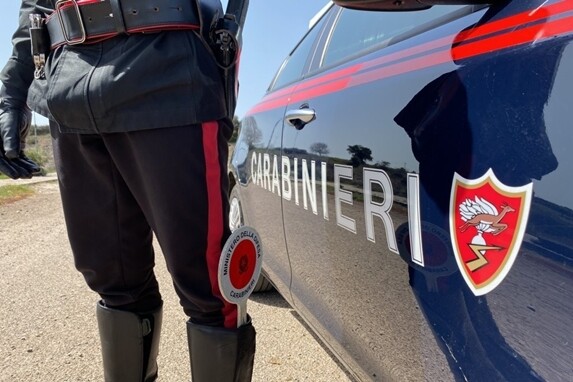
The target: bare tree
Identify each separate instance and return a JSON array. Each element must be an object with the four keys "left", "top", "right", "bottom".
[
  {"left": 310, "top": 142, "right": 330, "bottom": 156},
  {"left": 241, "top": 116, "right": 263, "bottom": 147}
]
